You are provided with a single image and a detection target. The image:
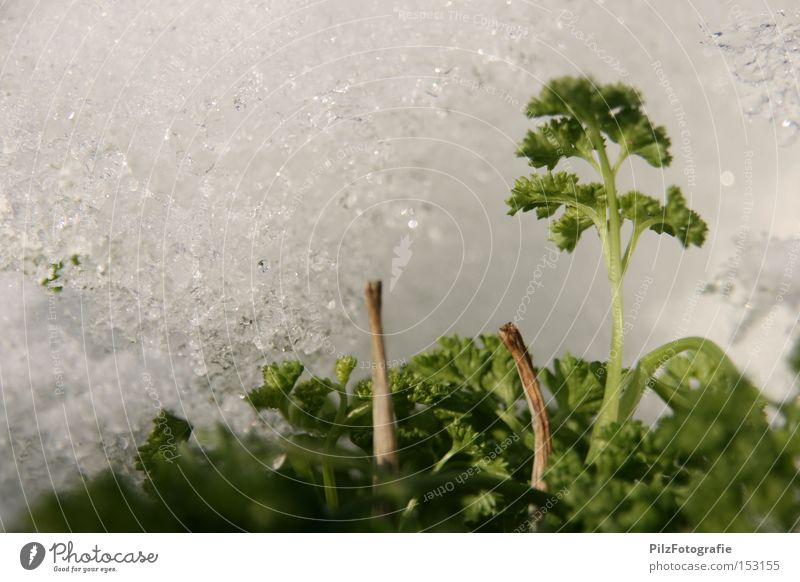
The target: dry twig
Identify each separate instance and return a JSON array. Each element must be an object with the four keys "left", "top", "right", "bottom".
[
  {"left": 364, "top": 280, "right": 399, "bottom": 476},
  {"left": 498, "top": 322, "right": 551, "bottom": 492}
]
